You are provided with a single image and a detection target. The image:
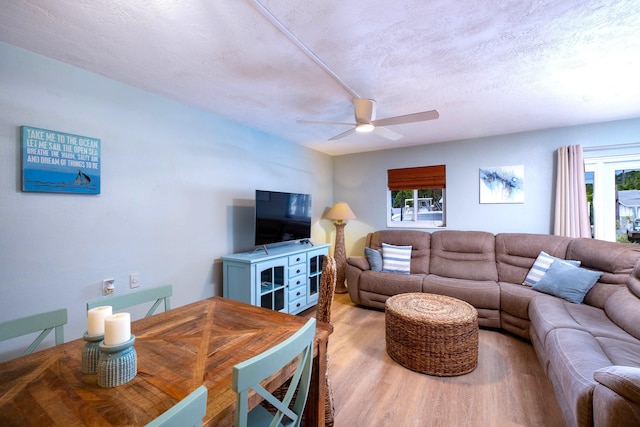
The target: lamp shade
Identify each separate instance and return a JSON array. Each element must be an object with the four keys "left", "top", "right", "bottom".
[{"left": 325, "top": 202, "right": 356, "bottom": 221}]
